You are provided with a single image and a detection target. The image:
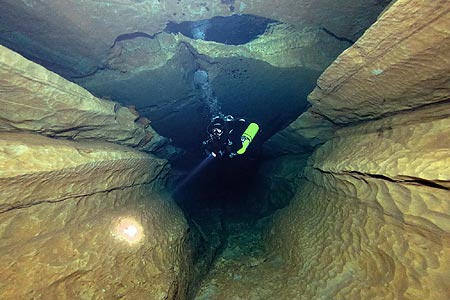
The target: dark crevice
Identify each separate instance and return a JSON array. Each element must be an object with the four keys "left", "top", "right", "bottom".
[
  {"left": 315, "top": 168, "right": 450, "bottom": 190},
  {"left": 111, "top": 31, "right": 158, "bottom": 48},
  {"left": 178, "top": 41, "right": 219, "bottom": 65},
  {"left": 309, "top": 109, "right": 343, "bottom": 127},
  {"left": 70, "top": 66, "right": 104, "bottom": 79},
  {"left": 1, "top": 160, "right": 167, "bottom": 214},
  {"left": 165, "top": 14, "right": 279, "bottom": 45},
  {"left": 321, "top": 27, "right": 355, "bottom": 45},
  {"left": 71, "top": 31, "right": 160, "bottom": 79},
  {"left": 0, "top": 179, "right": 157, "bottom": 214},
  {"left": 335, "top": 97, "right": 450, "bottom": 128},
  {"left": 396, "top": 176, "right": 450, "bottom": 190}
]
